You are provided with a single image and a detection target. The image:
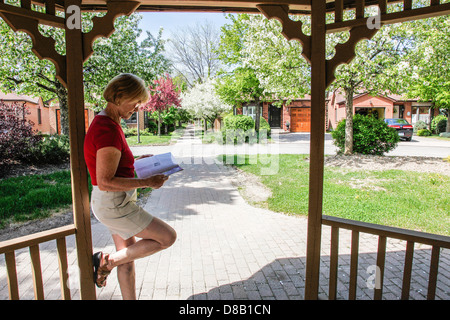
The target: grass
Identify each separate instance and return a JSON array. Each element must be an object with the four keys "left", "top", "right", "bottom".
[
  {"left": 227, "top": 154, "right": 450, "bottom": 236},
  {"left": 125, "top": 125, "right": 187, "bottom": 146},
  {"left": 0, "top": 170, "right": 80, "bottom": 228},
  {"left": 126, "top": 134, "right": 174, "bottom": 146},
  {"left": 0, "top": 169, "right": 152, "bottom": 229}
]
